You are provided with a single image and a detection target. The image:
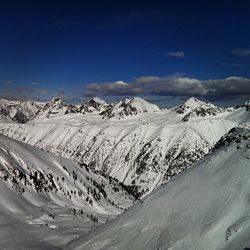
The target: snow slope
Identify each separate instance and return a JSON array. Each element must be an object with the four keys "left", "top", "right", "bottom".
[
  {"left": 0, "top": 97, "right": 249, "bottom": 198},
  {"left": 66, "top": 127, "right": 250, "bottom": 250},
  {"left": 0, "top": 134, "right": 134, "bottom": 249}
]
